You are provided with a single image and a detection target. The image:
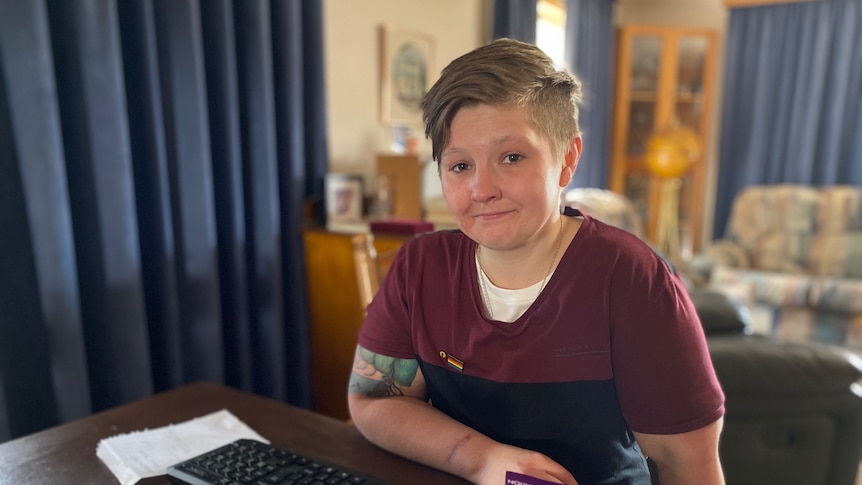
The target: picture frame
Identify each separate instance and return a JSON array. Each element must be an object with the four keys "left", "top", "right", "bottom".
[
  {"left": 379, "top": 24, "right": 435, "bottom": 126},
  {"left": 324, "top": 174, "right": 364, "bottom": 224}
]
